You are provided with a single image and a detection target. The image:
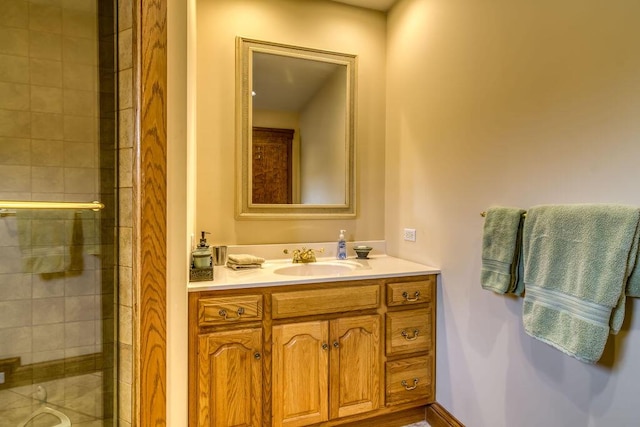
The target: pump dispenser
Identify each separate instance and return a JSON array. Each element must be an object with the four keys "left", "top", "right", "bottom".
[{"left": 337, "top": 229, "right": 347, "bottom": 259}]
